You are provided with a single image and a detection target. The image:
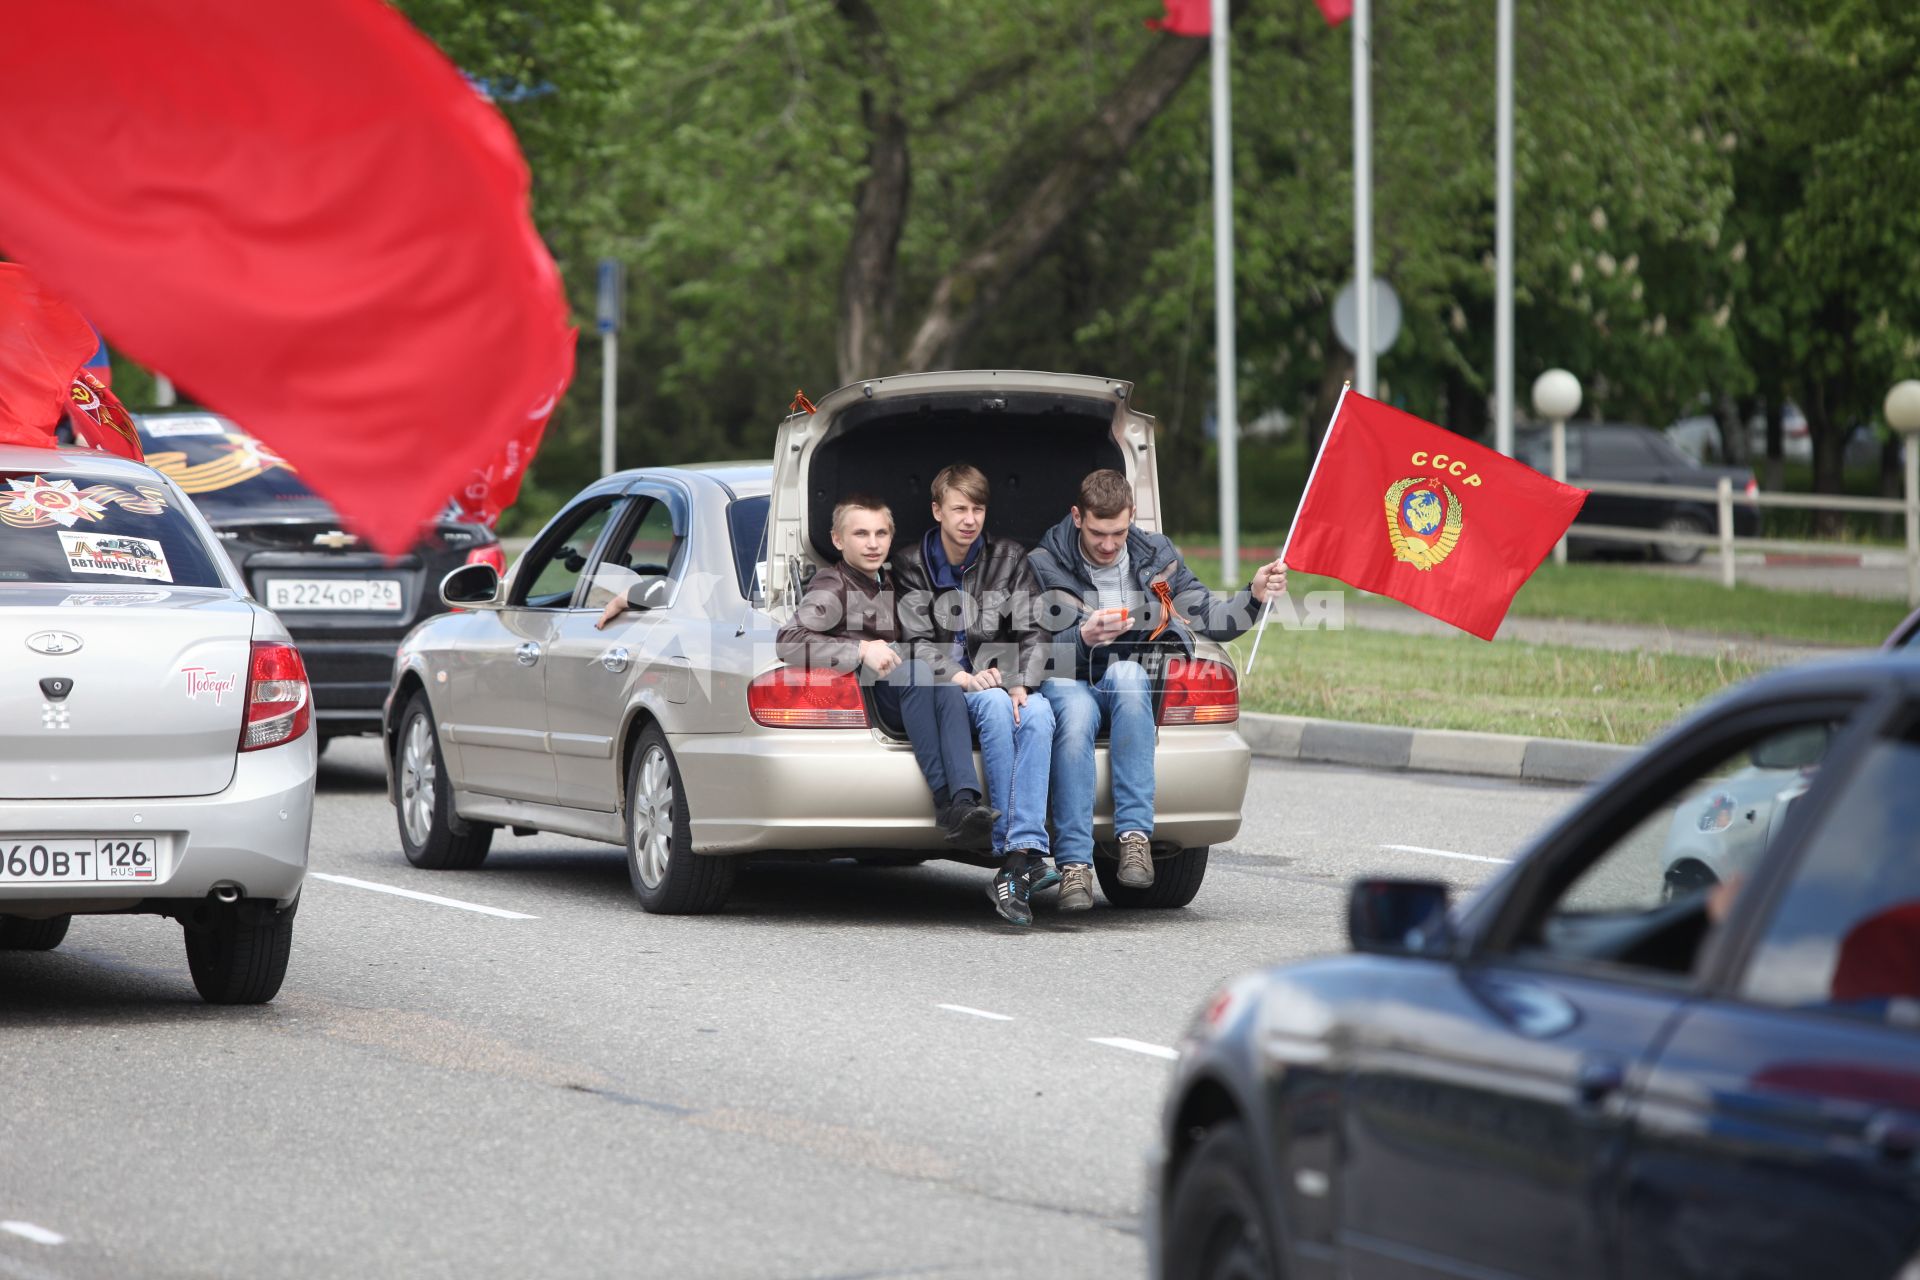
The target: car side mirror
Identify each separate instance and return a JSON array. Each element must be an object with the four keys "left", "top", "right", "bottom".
[
  {"left": 440, "top": 562, "right": 501, "bottom": 608},
  {"left": 1348, "top": 878, "right": 1451, "bottom": 955},
  {"left": 631, "top": 575, "right": 672, "bottom": 611}
]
